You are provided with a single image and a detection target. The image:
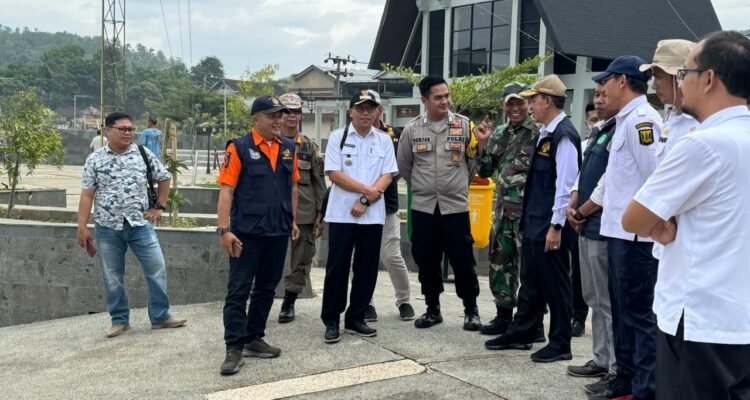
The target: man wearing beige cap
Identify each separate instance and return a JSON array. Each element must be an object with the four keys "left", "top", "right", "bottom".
[
  {"left": 640, "top": 40, "right": 698, "bottom": 165},
  {"left": 276, "top": 93, "right": 327, "bottom": 324},
  {"left": 485, "top": 75, "right": 581, "bottom": 363}
]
